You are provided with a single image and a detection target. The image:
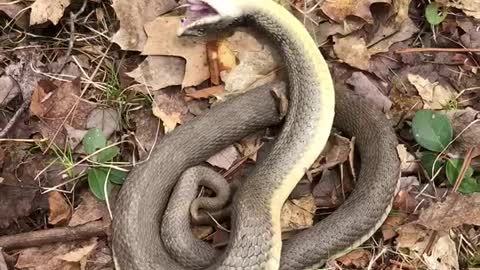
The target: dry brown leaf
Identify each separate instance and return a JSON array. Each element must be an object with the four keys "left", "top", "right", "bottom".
[
  {"left": 0, "top": 144, "right": 49, "bottom": 228},
  {"left": 57, "top": 239, "right": 97, "bottom": 263},
  {"left": 407, "top": 73, "right": 456, "bottom": 109},
  {"left": 418, "top": 193, "right": 480, "bottom": 231},
  {"left": 48, "top": 191, "right": 71, "bottom": 225},
  {"left": 29, "top": 0, "right": 70, "bottom": 25},
  {"left": 312, "top": 169, "right": 352, "bottom": 209},
  {"left": 437, "top": 0, "right": 480, "bottom": 19},
  {"left": 336, "top": 249, "right": 372, "bottom": 268},
  {"left": 321, "top": 0, "right": 391, "bottom": 23},
  {"left": 393, "top": 176, "right": 420, "bottom": 213},
  {"left": 281, "top": 194, "right": 315, "bottom": 232},
  {"left": 152, "top": 89, "right": 192, "bottom": 133},
  {"left": 237, "top": 133, "right": 263, "bottom": 162},
  {"left": 206, "top": 145, "right": 240, "bottom": 170},
  {"left": 0, "top": 75, "right": 20, "bottom": 106},
  {"left": 314, "top": 134, "right": 351, "bottom": 173},
  {"left": 333, "top": 34, "right": 370, "bottom": 70},
  {"left": 15, "top": 238, "right": 97, "bottom": 270},
  {"left": 381, "top": 214, "right": 407, "bottom": 241},
  {"left": 222, "top": 29, "right": 281, "bottom": 94},
  {"left": 396, "top": 223, "right": 430, "bottom": 251},
  {"left": 207, "top": 40, "right": 237, "bottom": 85},
  {"left": 346, "top": 72, "right": 392, "bottom": 112},
  {"left": 396, "top": 144, "right": 419, "bottom": 174},
  {"left": 0, "top": 0, "right": 29, "bottom": 29},
  {"left": 143, "top": 16, "right": 209, "bottom": 88},
  {"left": 367, "top": 0, "right": 419, "bottom": 55},
  {"left": 69, "top": 191, "right": 108, "bottom": 227},
  {"left": 86, "top": 108, "right": 120, "bottom": 139},
  {"left": 445, "top": 108, "right": 480, "bottom": 155},
  {"left": 30, "top": 78, "right": 96, "bottom": 147},
  {"left": 111, "top": 0, "right": 177, "bottom": 50},
  {"left": 126, "top": 56, "right": 185, "bottom": 91},
  {"left": 129, "top": 108, "right": 162, "bottom": 159},
  {"left": 423, "top": 233, "right": 459, "bottom": 270}
]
